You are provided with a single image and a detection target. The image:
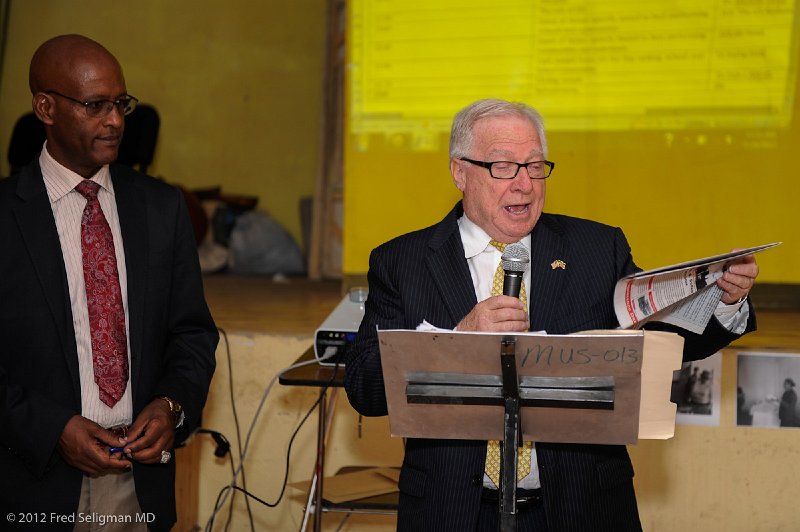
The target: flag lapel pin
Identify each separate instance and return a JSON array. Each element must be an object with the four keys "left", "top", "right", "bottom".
[{"left": 550, "top": 259, "right": 566, "bottom": 270}]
